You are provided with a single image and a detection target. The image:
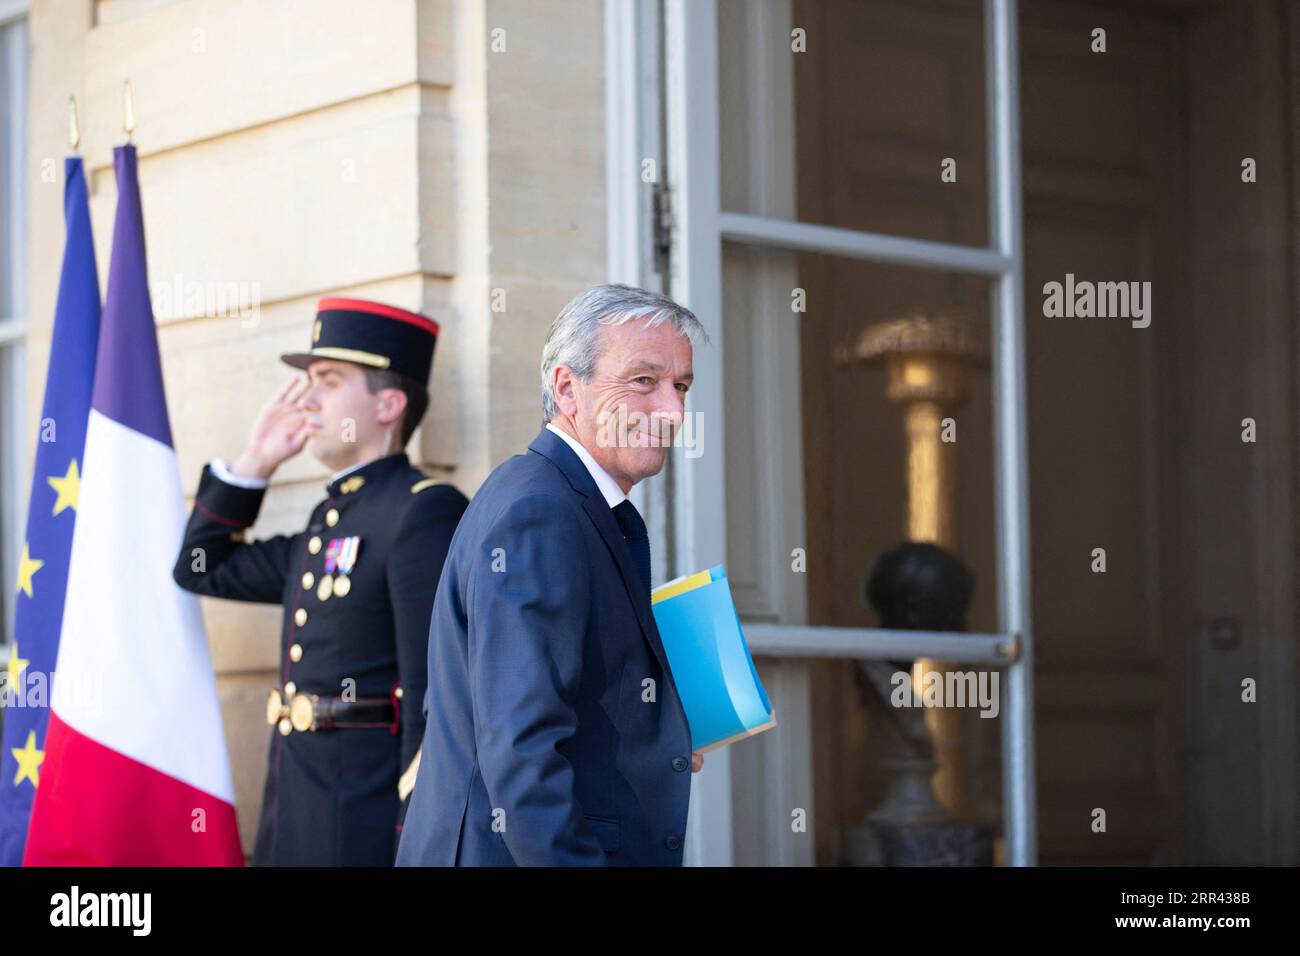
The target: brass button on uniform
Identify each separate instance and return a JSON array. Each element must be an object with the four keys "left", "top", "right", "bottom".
[
  {"left": 394, "top": 687, "right": 404, "bottom": 700},
  {"left": 278, "top": 717, "right": 292, "bottom": 736},
  {"left": 284, "top": 681, "right": 297, "bottom": 696},
  {"left": 294, "top": 608, "right": 308, "bottom": 627},
  {"left": 289, "top": 642, "right": 304, "bottom": 662},
  {"left": 325, "top": 508, "right": 340, "bottom": 527},
  {"left": 308, "top": 536, "right": 322, "bottom": 554},
  {"left": 301, "top": 571, "right": 315, "bottom": 589}
]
